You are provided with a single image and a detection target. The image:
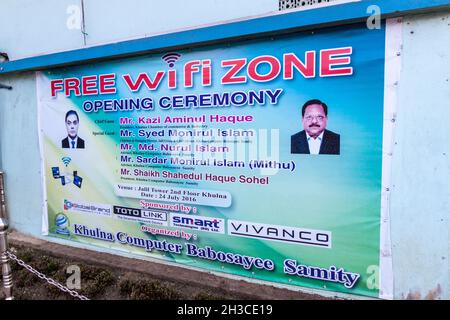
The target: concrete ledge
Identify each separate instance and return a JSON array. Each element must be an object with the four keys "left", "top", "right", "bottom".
[{"left": 7, "top": 231, "right": 332, "bottom": 300}]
